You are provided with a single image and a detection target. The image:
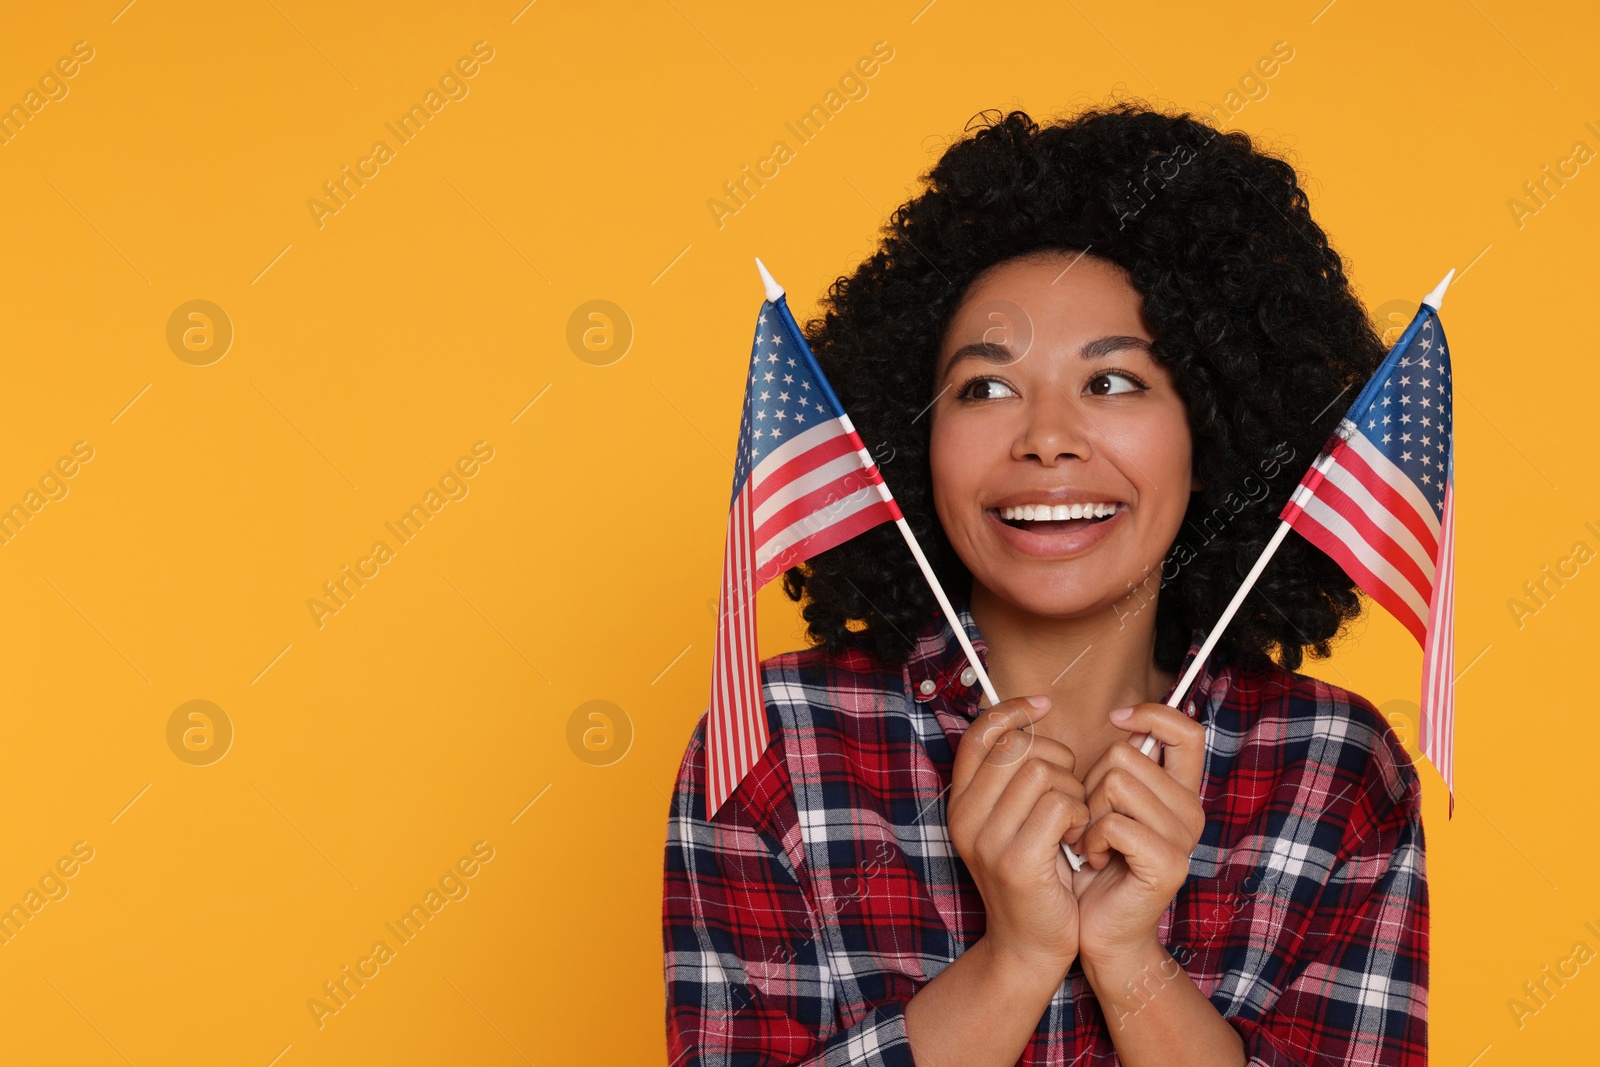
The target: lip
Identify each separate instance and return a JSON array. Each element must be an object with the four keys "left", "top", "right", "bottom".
[{"left": 984, "top": 503, "right": 1126, "bottom": 559}]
